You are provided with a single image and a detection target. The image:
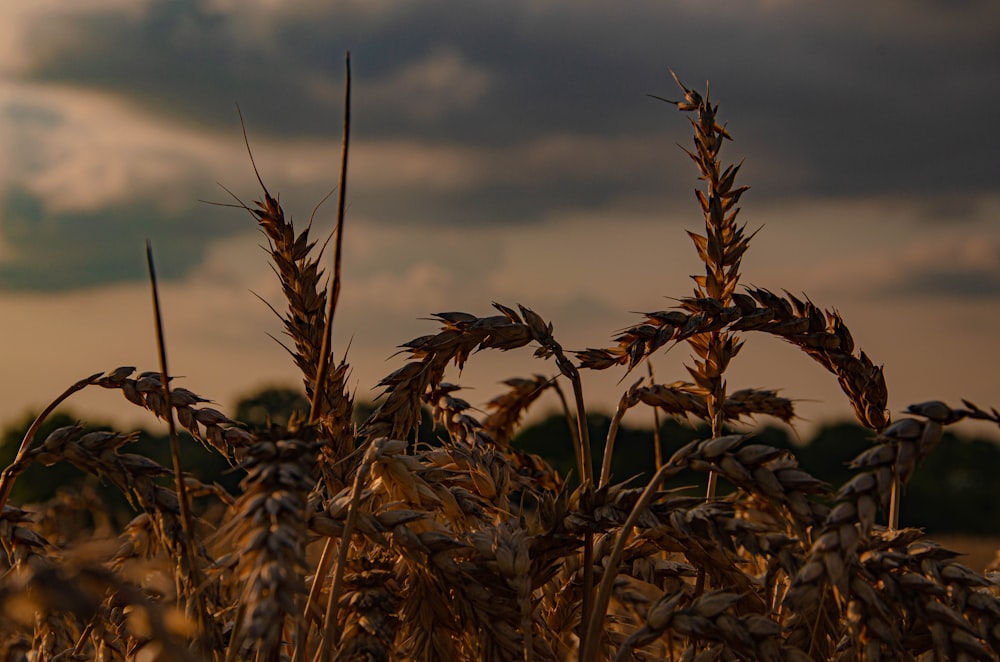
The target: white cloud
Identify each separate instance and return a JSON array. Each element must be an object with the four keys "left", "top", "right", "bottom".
[
  {"left": 0, "top": 83, "right": 230, "bottom": 213},
  {"left": 356, "top": 49, "right": 492, "bottom": 121},
  {"left": 0, "top": 77, "right": 690, "bottom": 221},
  {"left": 0, "top": 82, "right": 473, "bottom": 217},
  {"left": 347, "top": 140, "right": 483, "bottom": 193},
  {"left": 0, "top": 0, "right": 149, "bottom": 75}
]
